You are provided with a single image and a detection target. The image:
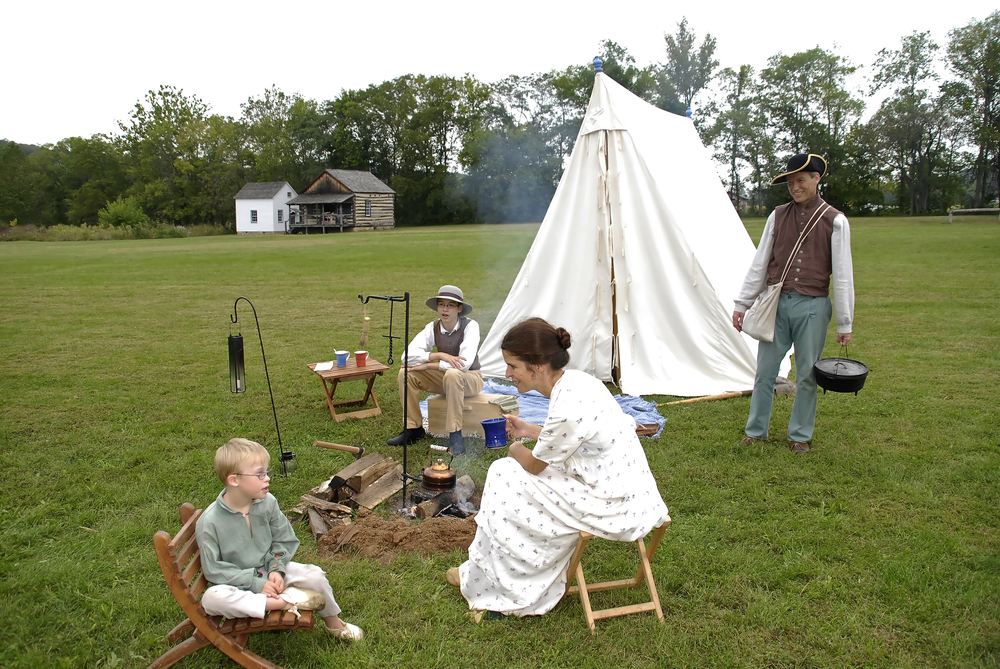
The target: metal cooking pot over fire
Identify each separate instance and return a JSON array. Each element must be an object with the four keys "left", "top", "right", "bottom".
[{"left": 422, "top": 446, "right": 456, "bottom": 491}]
